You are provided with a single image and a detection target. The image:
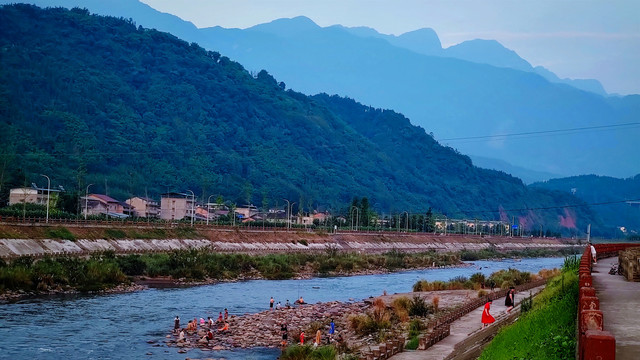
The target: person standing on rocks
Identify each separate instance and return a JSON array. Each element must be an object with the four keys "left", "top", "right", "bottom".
[
  {"left": 286, "top": 299, "right": 291, "bottom": 309},
  {"left": 280, "top": 323, "right": 288, "bottom": 346},
  {"left": 224, "top": 308, "right": 229, "bottom": 321},
  {"left": 329, "top": 319, "right": 335, "bottom": 337},
  {"left": 299, "top": 330, "right": 305, "bottom": 345},
  {"left": 270, "top": 296, "right": 274, "bottom": 310},
  {"left": 174, "top": 316, "right": 180, "bottom": 333}
]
